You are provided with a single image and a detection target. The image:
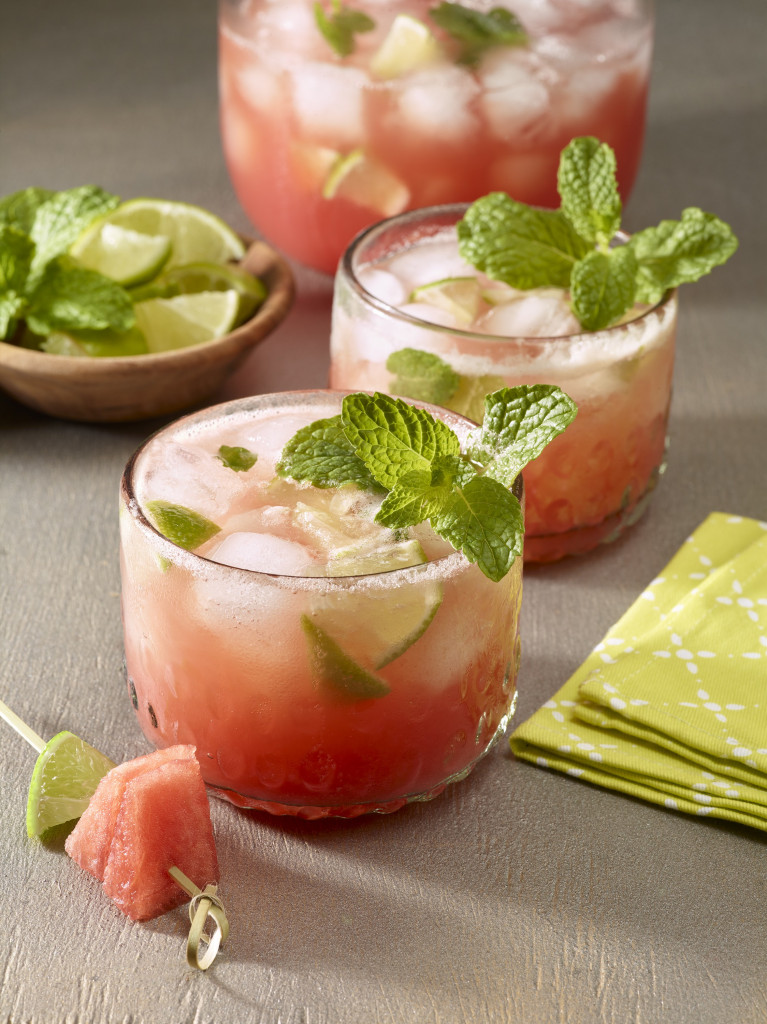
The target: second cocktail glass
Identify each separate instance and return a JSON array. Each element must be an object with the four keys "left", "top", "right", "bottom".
[{"left": 329, "top": 204, "right": 678, "bottom": 562}]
